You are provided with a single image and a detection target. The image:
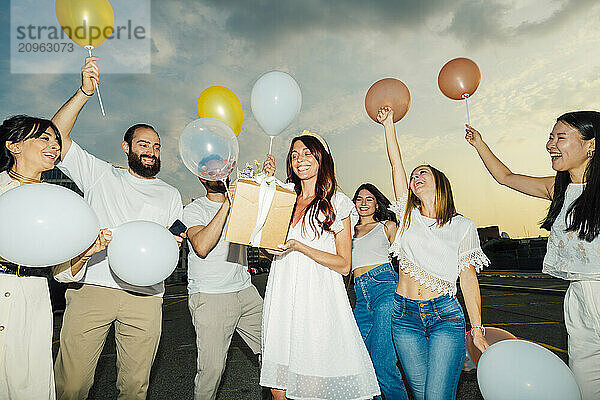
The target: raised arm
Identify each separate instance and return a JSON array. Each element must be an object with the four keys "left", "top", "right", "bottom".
[
  {"left": 465, "top": 124, "right": 554, "bottom": 200},
  {"left": 187, "top": 200, "right": 230, "bottom": 258},
  {"left": 53, "top": 56, "right": 99, "bottom": 159},
  {"left": 378, "top": 107, "right": 408, "bottom": 200}
]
